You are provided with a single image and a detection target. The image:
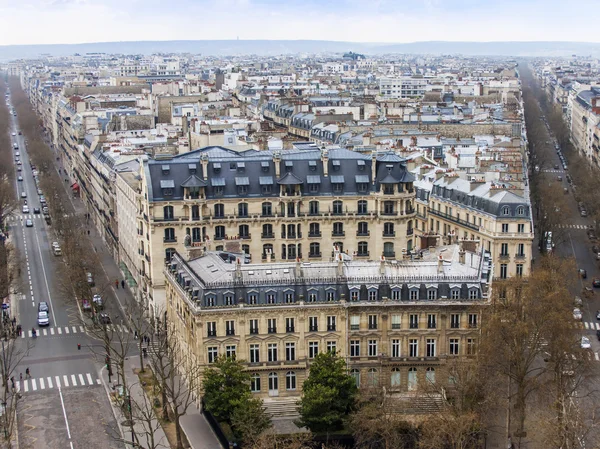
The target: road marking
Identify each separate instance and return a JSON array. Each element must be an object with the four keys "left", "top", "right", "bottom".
[
  {"left": 584, "top": 322, "right": 589, "bottom": 329},
  {"left": 33, "top": 221, "right": 57, "bottom": 323},
  {"left": 58, "top": 328, "right": 62, "bottom": 335},
  {"left": 63, "top": 375, "right": 69, "bottom": 387},
  {"left": 39, "top": 378, "right": 45, "bottom": 390},
  {"left": 78, "top": 374, "right": 84, "bottom": 385},
  {"left": 96, "top": 379, "right": 101, "bottom": 385},
  {"left": 596, "top": 353, "right": 599, "bottom": 361},
  {"left": 86, "top": 373, "right": 93, "bottom": 385},
  {"left": 23, "top": 382, "right": 28, "bottom": 392},
  {"left": 42, "top": 329, "right": 47, "bottom": 336},
  {"left": 47, "top": 377, "right": 53, "bottom": 389},
  {"left": 27, "top": 330, "right": 32, "bottom": 337},
  {"left": 79, "top": 326, "right": 84, "bottom": 333},
  {"left": 58, "top": 386, "right": 73, "bottom": 448},
  {"left": 64, "top": 327, "right": 69, "bottom": 334},
  {"left": 72, "top": 326, "right": 77, "bottom": 333},
  {"left": 71, "top": 374, "right": 76, "bottom": 386},
  {"left": 31, "top": 379, "right": 37, "bottom": 391},
  {"left": 55, "top": 376, "right": 61, "bottom": 388},
  {"left": 50, "top": 328, "right": 55, "bottom": 335}
]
